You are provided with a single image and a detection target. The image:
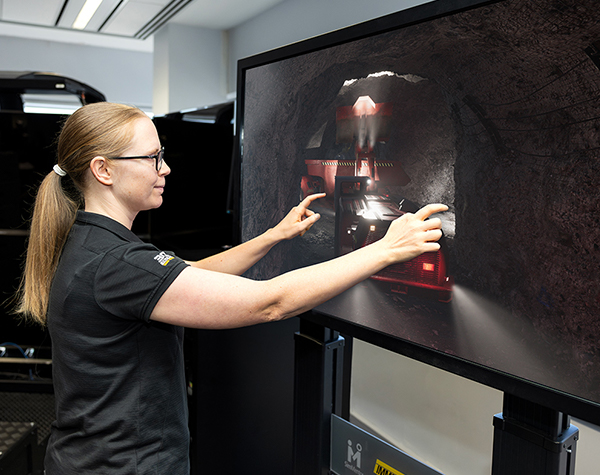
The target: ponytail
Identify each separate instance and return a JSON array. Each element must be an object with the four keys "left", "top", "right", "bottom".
[
  {"left": 14, "top": 102, "right": 147, "bottom": 325},
  {"left": 15, "top": 171, "right": 80, "bottom": 324}
]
